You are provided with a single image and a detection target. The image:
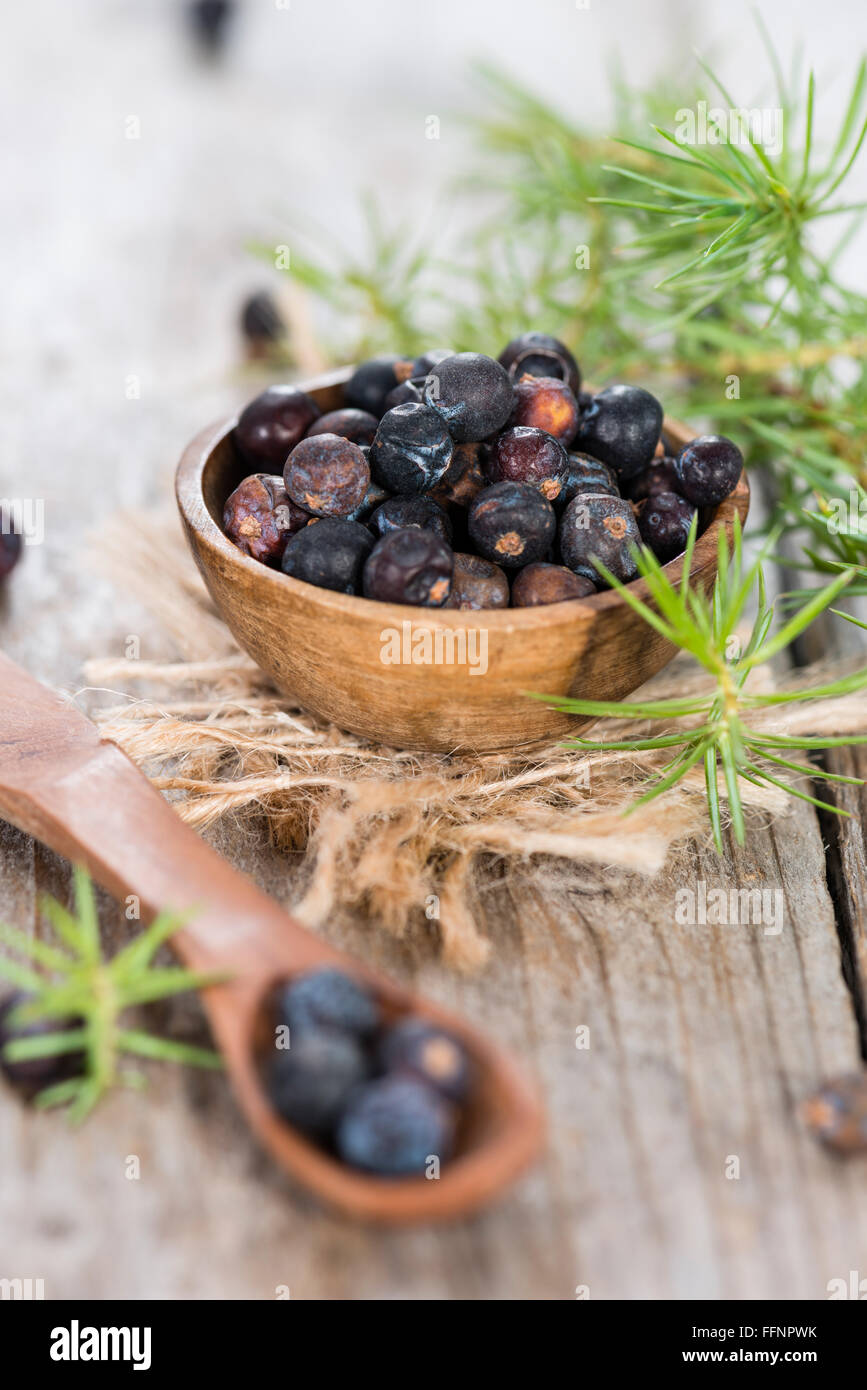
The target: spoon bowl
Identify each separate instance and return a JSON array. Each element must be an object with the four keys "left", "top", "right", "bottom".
[{"left": 0, "top": 652, "right": 543, "bottom": 1222}]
